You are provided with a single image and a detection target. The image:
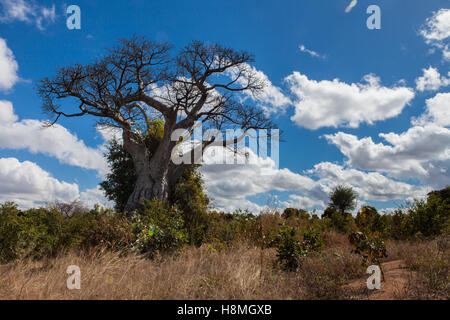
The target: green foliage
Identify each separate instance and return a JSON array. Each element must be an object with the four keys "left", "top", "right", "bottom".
[
  {"left": 171, "top": 169, "right": 210, "bottom": 246},
  {"left": 322, "top": 207, "right": 355, "bottom": 233},
  {"left": 67, "top": 206, "right": 134, "bottom": 250},
  {"left": 348, "top": 231, "right": 387, "bottom": 266},
  {"left": 0, "top": 202, "right": 36, "bottom": 263},
  {"left": 328, "top": 185, "right": 358, "bottom": 215},
  {"left": 385, "top": 186, "right": 450, "bottom": 240},
  {"left": 1, "top": 185, "right": 448, "bottom": 265},
  {"left": 274, "top": 224, "right": 324, "bottom": 271},
  {"left": 131, "top": 199, "right": 187, "bottom": 258},
  {"left": 0, "top": 202, "right": 134, "bottom": 264},
  {"left": 99, "top": 139, "right": 137, "bottom": 212},
  {"left": 408, "top": 187, "right": 450, "bottom": 237},
  {"left": 282, "top": 208, "right": 310, "bottom": 220},
  {"left": 275, "top": 225, "right": 302, "bottom": 271},
  {"left": 355, "top": 206, "right": 389, "bottom": 239},
  {"left": 301, "top": 227, "right": 324, "bottom": 253},
  {"left": 205, "top": 210, "right": 260, "bottom": 246},
  {"left": 100, "top": 123, "right": 210, "bottom": 246}
]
